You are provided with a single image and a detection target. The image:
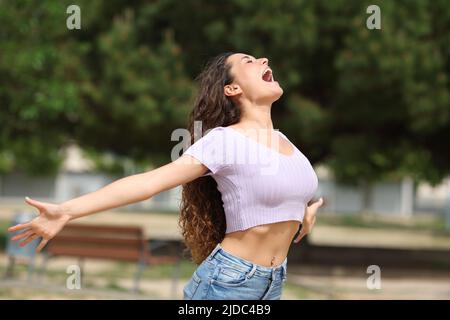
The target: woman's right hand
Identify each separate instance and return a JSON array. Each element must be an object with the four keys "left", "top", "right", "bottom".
[
  {"left": 8, "top": 197, "right": 72, "bottom": 252},
  {"left": 293, "top": 197, "right": 323, "bottom": 243}
]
